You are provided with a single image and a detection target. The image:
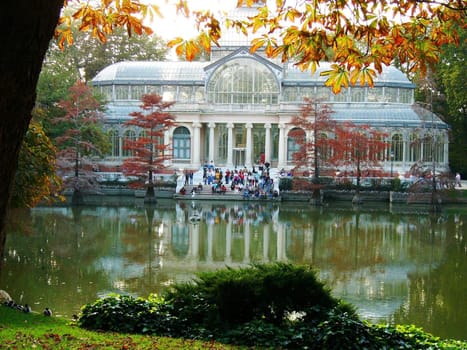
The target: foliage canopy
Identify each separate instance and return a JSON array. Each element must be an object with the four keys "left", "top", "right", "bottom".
[
  {"left": 122, "top": 94, "right": 176, "bottom": 188},
  {"left": 58, "top": 1, "right": 466, "bottom": 93},
  {"left": 55, "top": 80, "right": 108, "bottom": 191}
]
